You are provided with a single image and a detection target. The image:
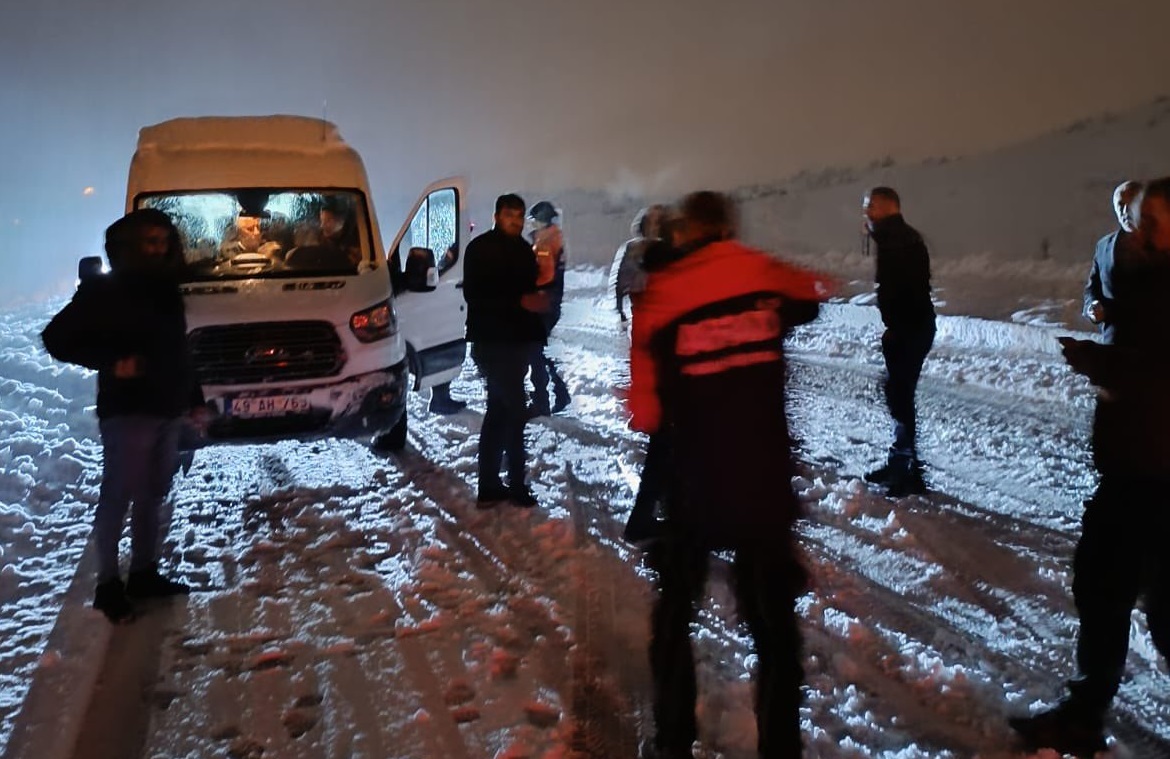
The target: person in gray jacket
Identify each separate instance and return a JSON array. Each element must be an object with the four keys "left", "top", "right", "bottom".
[{"left": 610, "top": 204, "right": 669, "bottom": 322}]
